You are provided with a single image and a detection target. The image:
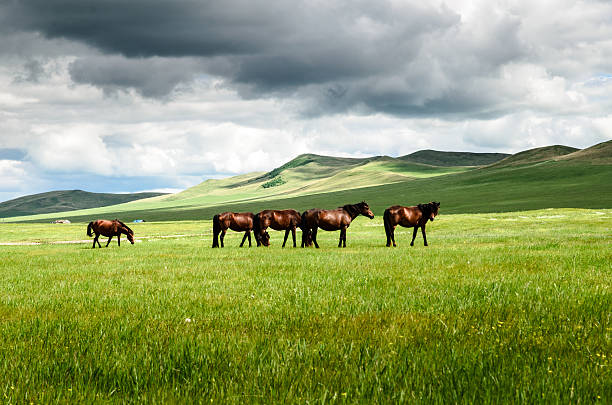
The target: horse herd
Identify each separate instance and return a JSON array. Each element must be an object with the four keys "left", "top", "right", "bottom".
[{"left": 86, "top": 201, "right": 440, "bottom": 249}]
